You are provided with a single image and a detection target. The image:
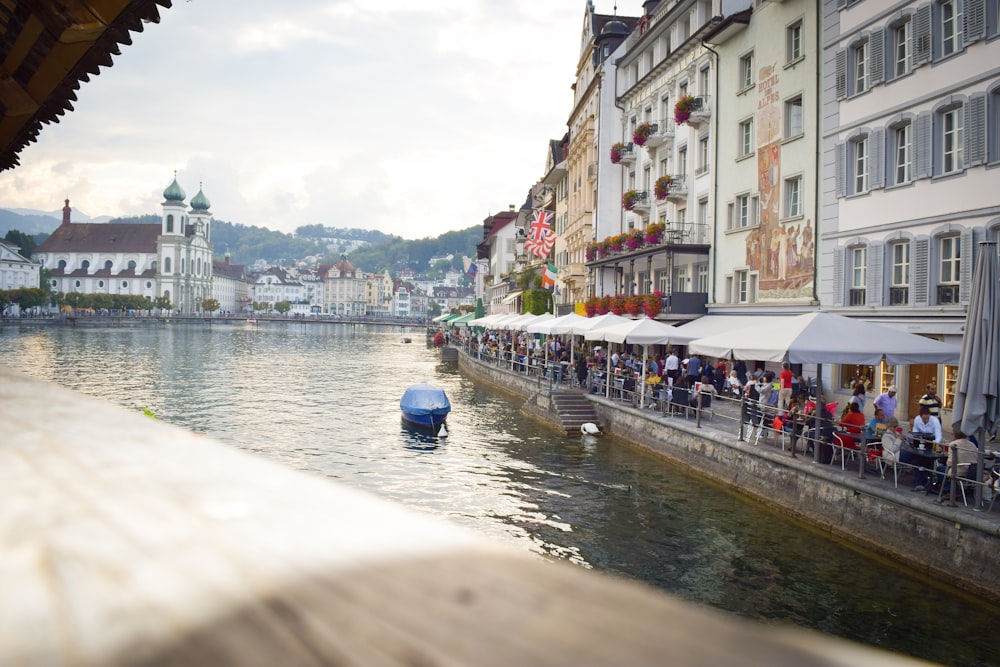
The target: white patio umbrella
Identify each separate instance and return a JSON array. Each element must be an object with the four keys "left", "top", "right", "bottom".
[
  {"left": 689, "top": 311, "right": 961, "bottom": 463},
  {"left": 951, "top": 242, "right": 1000, "bottom": 508},
  {"left": 667, "top": 315, "right": 797, "bottom": 345},
  {"left": 512, "top": 312, "right": 553, "bottom": 331}
]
